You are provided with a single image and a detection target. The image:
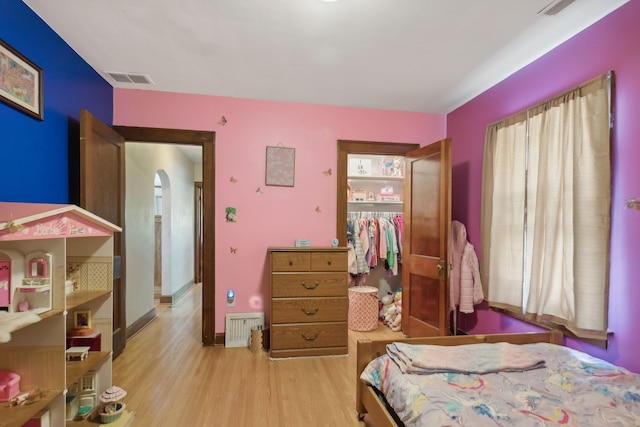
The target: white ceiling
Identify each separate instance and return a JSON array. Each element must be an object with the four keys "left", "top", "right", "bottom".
[{"left": 23, "top": 0, "right": 627, "bottom": 114}]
